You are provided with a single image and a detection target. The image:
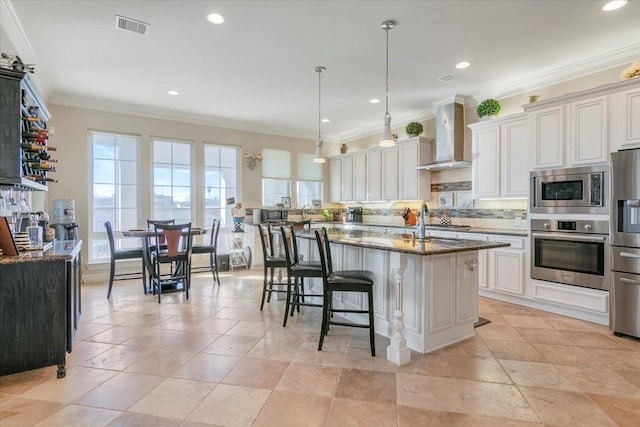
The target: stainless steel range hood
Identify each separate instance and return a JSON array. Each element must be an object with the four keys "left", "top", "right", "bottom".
[{"left": 417, "top": 95, "right": 470, "bottom": 171}]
